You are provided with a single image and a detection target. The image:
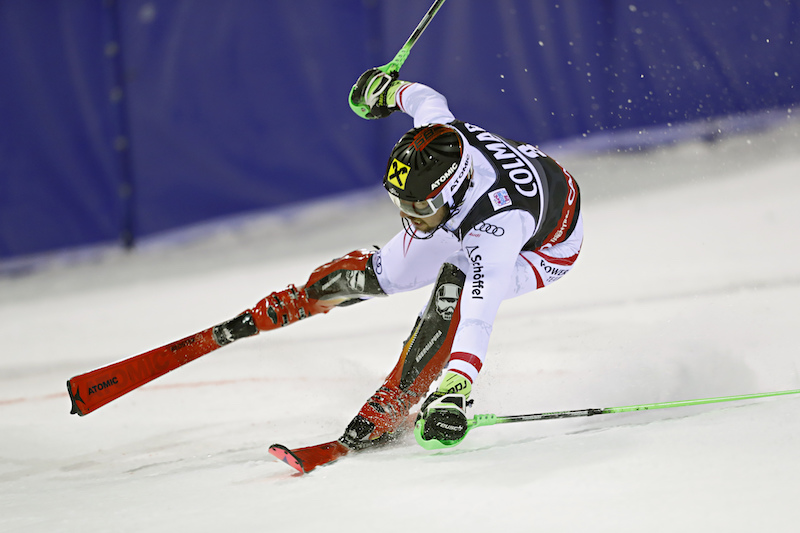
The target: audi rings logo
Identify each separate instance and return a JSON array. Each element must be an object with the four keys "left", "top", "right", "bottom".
[{"left": 474, "top": 222, "right": 505, "bottom": 236}]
